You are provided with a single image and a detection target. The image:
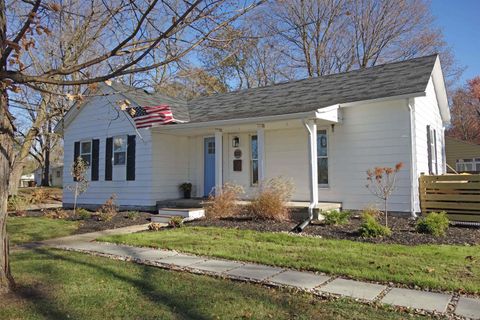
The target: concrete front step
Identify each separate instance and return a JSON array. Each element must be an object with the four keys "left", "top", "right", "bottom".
[{"left": 152, "top": 208, "right": 205, "bottom": 223}]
